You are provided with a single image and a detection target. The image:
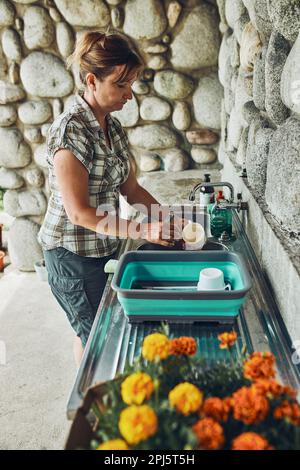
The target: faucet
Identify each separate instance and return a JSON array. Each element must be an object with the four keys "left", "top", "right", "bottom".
[{"left": 189, "top": 181, "right": 235, "bottom": 203}]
